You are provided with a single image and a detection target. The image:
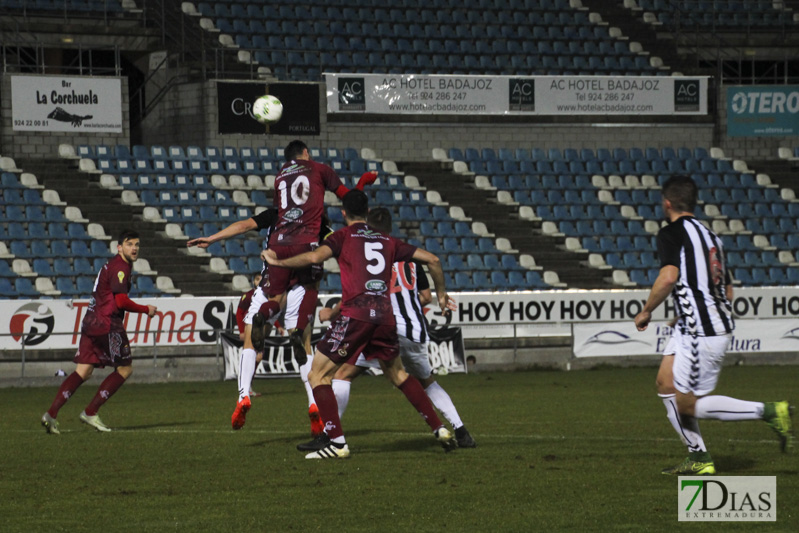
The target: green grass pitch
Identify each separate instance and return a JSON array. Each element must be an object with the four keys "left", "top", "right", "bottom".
[{"left": 1, "top": 366, "right": 796, "bottom": 532}]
